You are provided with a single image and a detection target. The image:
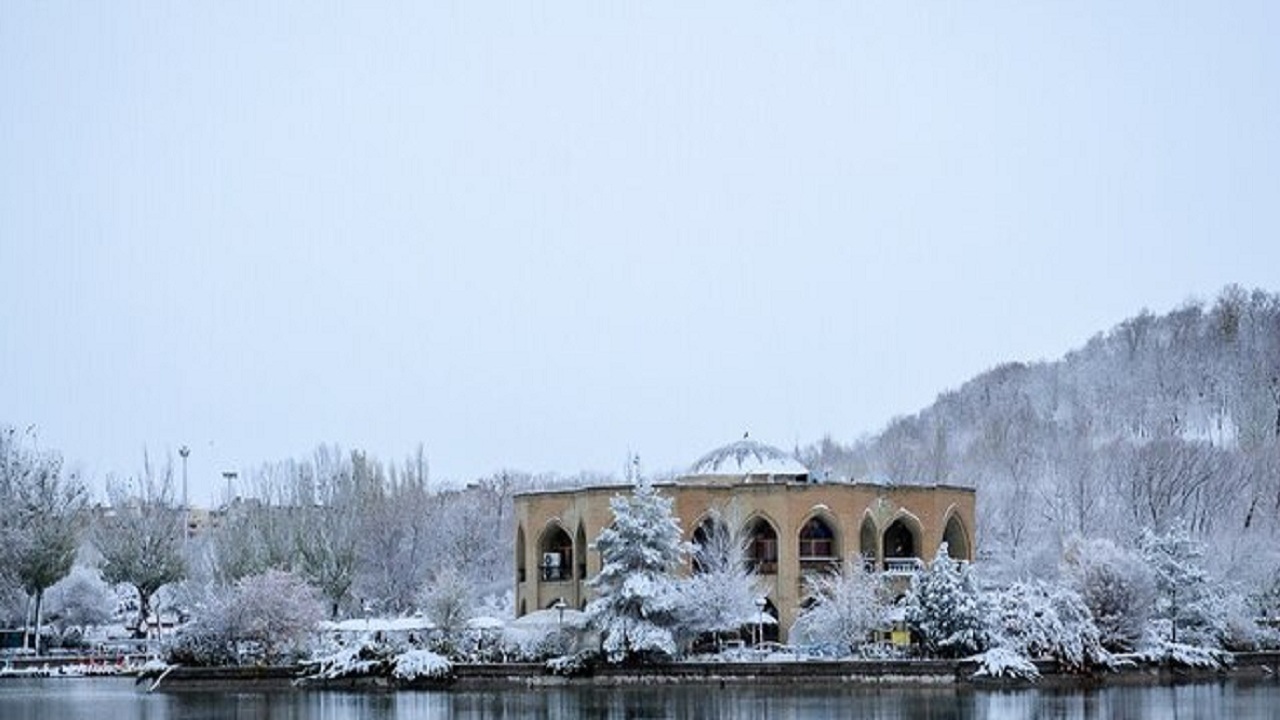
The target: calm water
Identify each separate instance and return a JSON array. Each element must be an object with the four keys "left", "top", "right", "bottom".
[{"left": 1, "top": 677, "right": 1279, "bottom": 719}]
